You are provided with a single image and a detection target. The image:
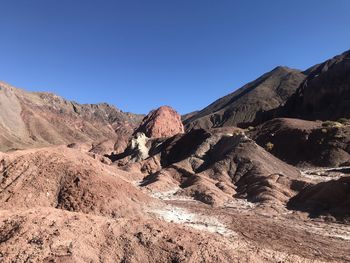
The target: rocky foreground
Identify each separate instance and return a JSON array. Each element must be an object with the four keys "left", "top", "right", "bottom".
[{"left": 1, "top": 143, "right": 350, "bottom": 263}]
